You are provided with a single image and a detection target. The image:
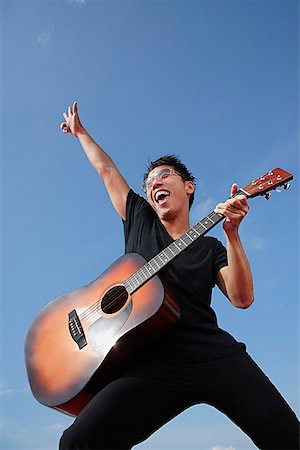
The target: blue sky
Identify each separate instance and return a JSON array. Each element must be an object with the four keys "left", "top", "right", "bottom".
[{"left": 1, "top": 0, "right": 299, "bottom": 449}]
